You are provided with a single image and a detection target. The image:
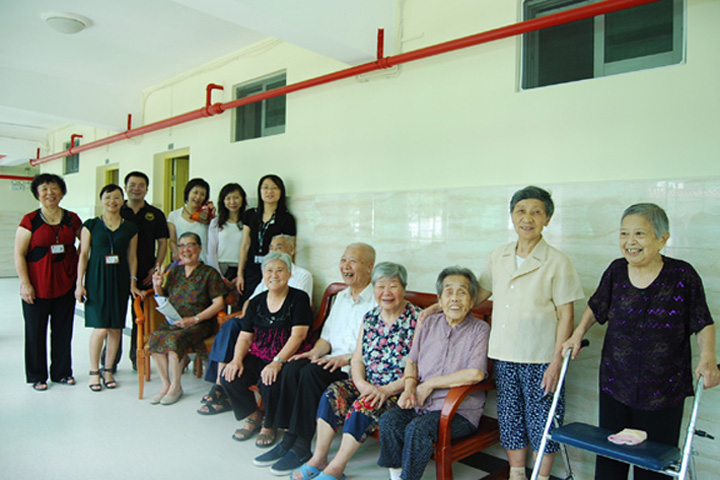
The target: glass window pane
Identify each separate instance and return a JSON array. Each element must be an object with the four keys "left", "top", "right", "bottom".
[
  {"left": 605, "top": 0, "right": 674, "bottom": 63},
  {"left": 536, "top": 19, "right": 594, "bottom": 87}
]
